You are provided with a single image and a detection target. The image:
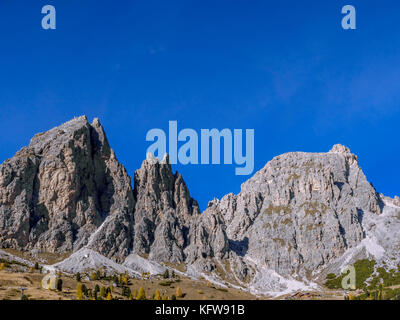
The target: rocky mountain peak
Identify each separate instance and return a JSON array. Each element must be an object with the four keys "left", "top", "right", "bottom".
[
  {"left": 133, "top": 152, "right": 200, "bottom": 262},
  {"left": 202, "top": 145, "right": 383, "bottom": 282},
  {"left": 329, "top": 143, "right": 351, "bottom": 154},
  {"left": 0, "top": 116, "right": 134, "bottom": 254},
  {"left": 145, "top": 152, "right": 170, "bottom": 165}
]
